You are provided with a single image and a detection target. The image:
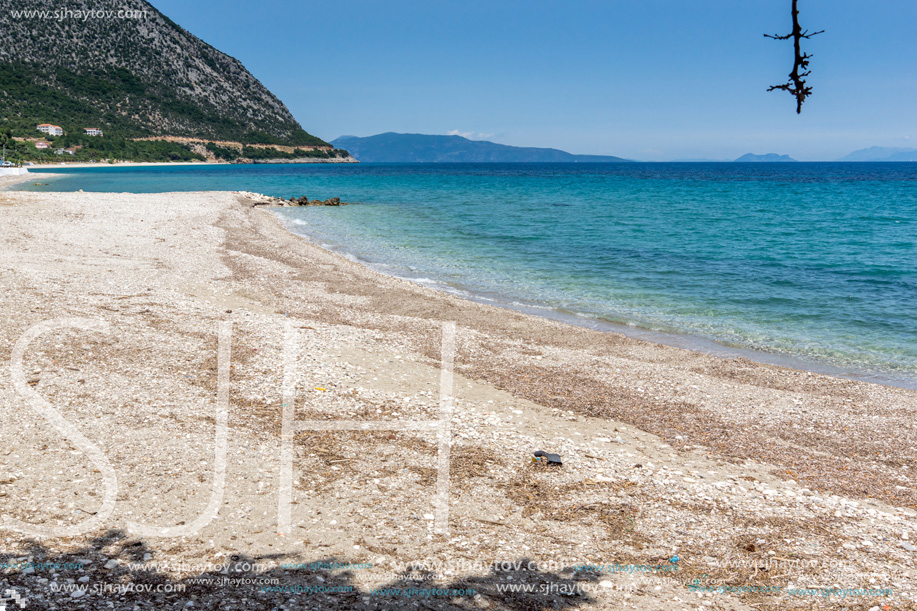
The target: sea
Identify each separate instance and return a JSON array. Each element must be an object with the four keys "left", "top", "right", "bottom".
[{"left": 17, "top": 162, "right": 917, "bottom": 388}]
